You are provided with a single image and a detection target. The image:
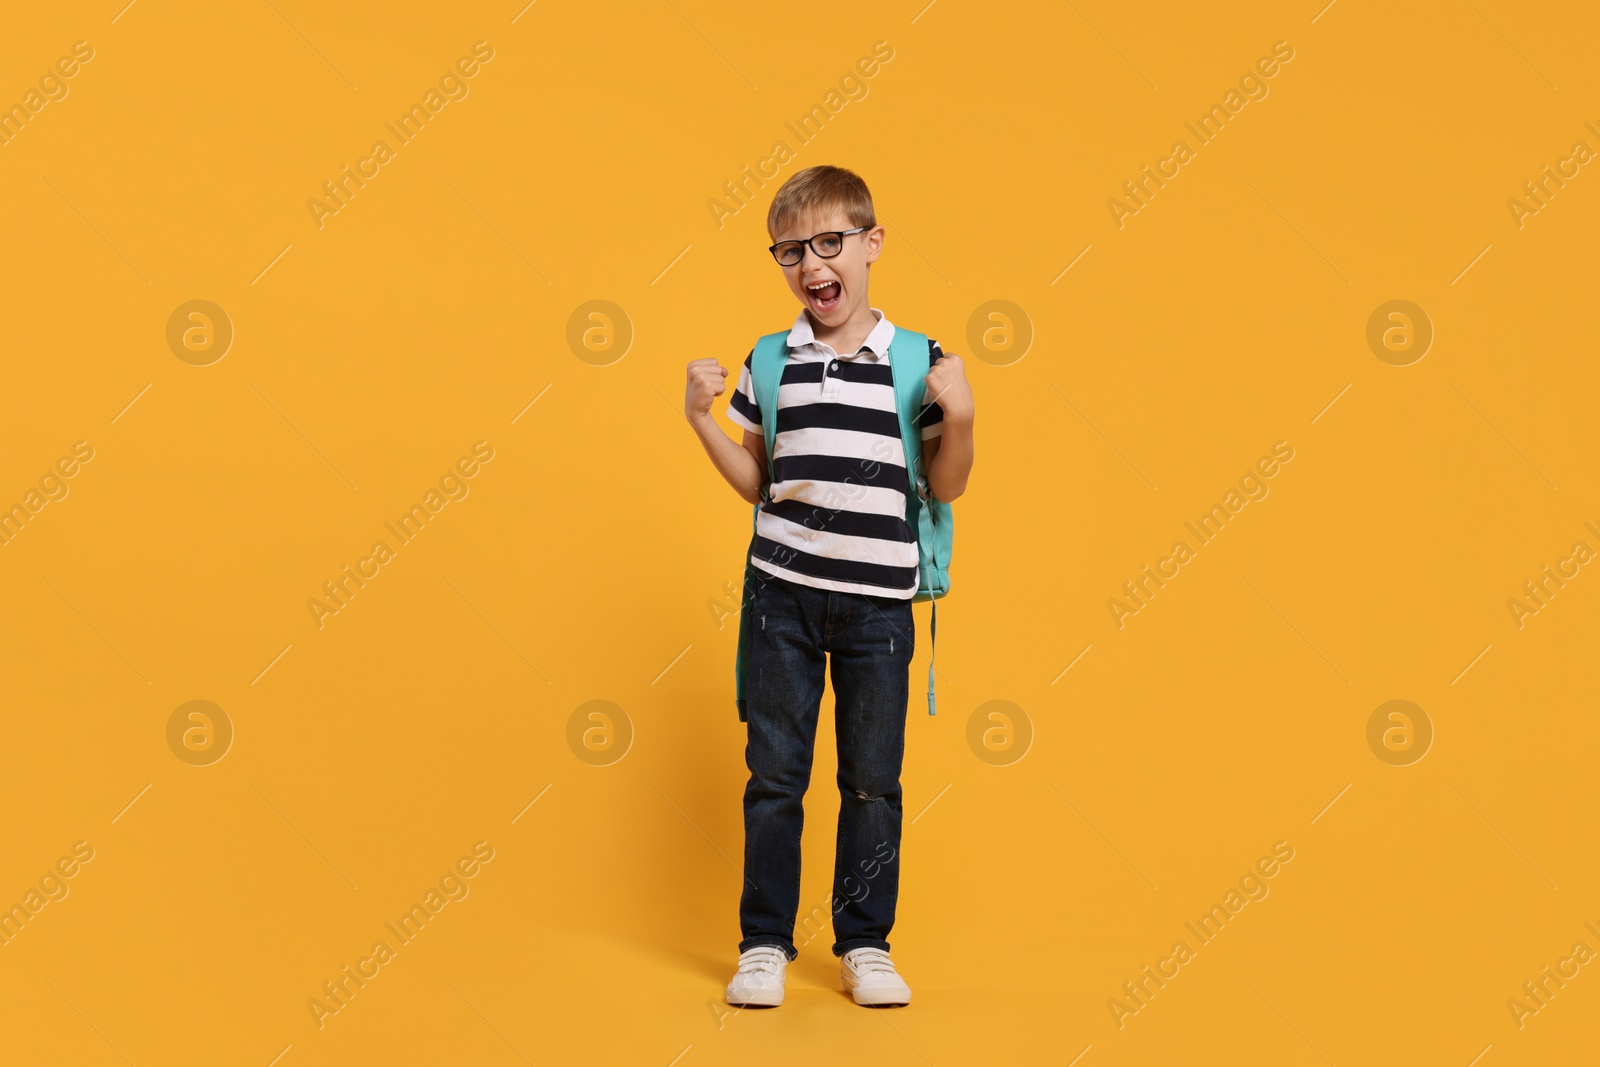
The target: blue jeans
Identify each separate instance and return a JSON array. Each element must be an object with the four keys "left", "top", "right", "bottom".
[{"left": 737, "top": 570, "right": 914, "bottom": 960}]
